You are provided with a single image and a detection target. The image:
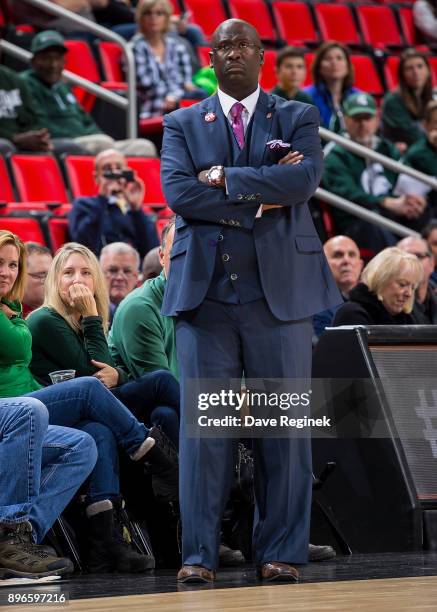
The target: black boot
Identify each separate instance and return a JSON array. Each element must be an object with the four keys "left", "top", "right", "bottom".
[
  {"left": 86, "top": 500, "right": 155, "bottom": 573},
  {"left": 0, "top": 521, "right": 73, "bottom": 578},
  {"left": 134, "top": 427, "right": 179, "bottom": 503}
]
